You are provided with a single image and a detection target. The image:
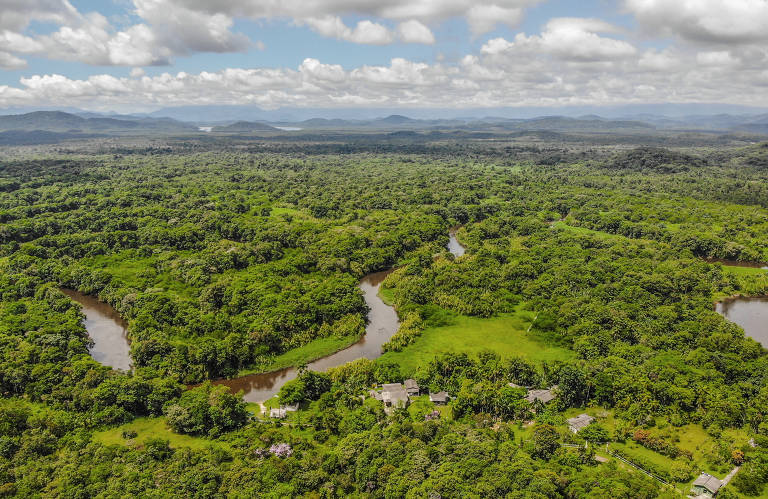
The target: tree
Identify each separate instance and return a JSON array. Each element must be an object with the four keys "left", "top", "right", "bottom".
[
  {"left": 164, "top": 382, "right": 248, "bottom": 436},
  {"left": 533, "top": 424, "right": 560, "bottom": 460}
]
